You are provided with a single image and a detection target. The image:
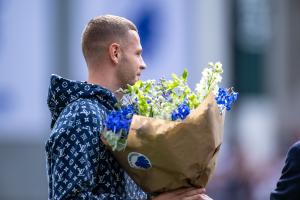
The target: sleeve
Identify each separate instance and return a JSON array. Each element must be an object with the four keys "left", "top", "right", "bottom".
[
  {"left": 270, "top": 141, "right": 300, "bottom": 200},
  {"left": 48, "top": 100, "right": 126, "bottom": 200}
]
